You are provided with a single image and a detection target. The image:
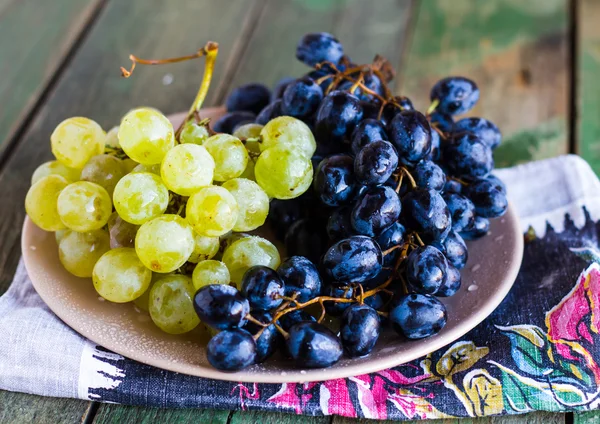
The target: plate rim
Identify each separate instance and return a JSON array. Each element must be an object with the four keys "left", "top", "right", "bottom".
[{"left": 21, "top": 203, "right": 523, "bottom": 384}]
